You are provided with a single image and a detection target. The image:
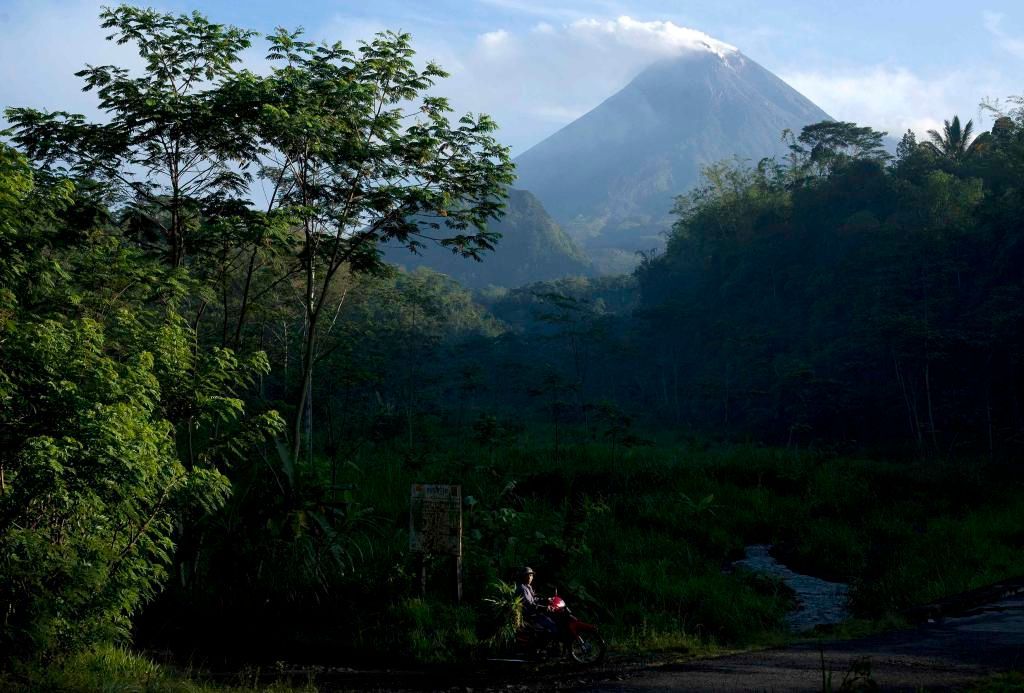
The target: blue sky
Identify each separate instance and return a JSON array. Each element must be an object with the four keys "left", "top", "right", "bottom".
[{"left": 2, "top": 0, "right": 1023, "bottom": 154}]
